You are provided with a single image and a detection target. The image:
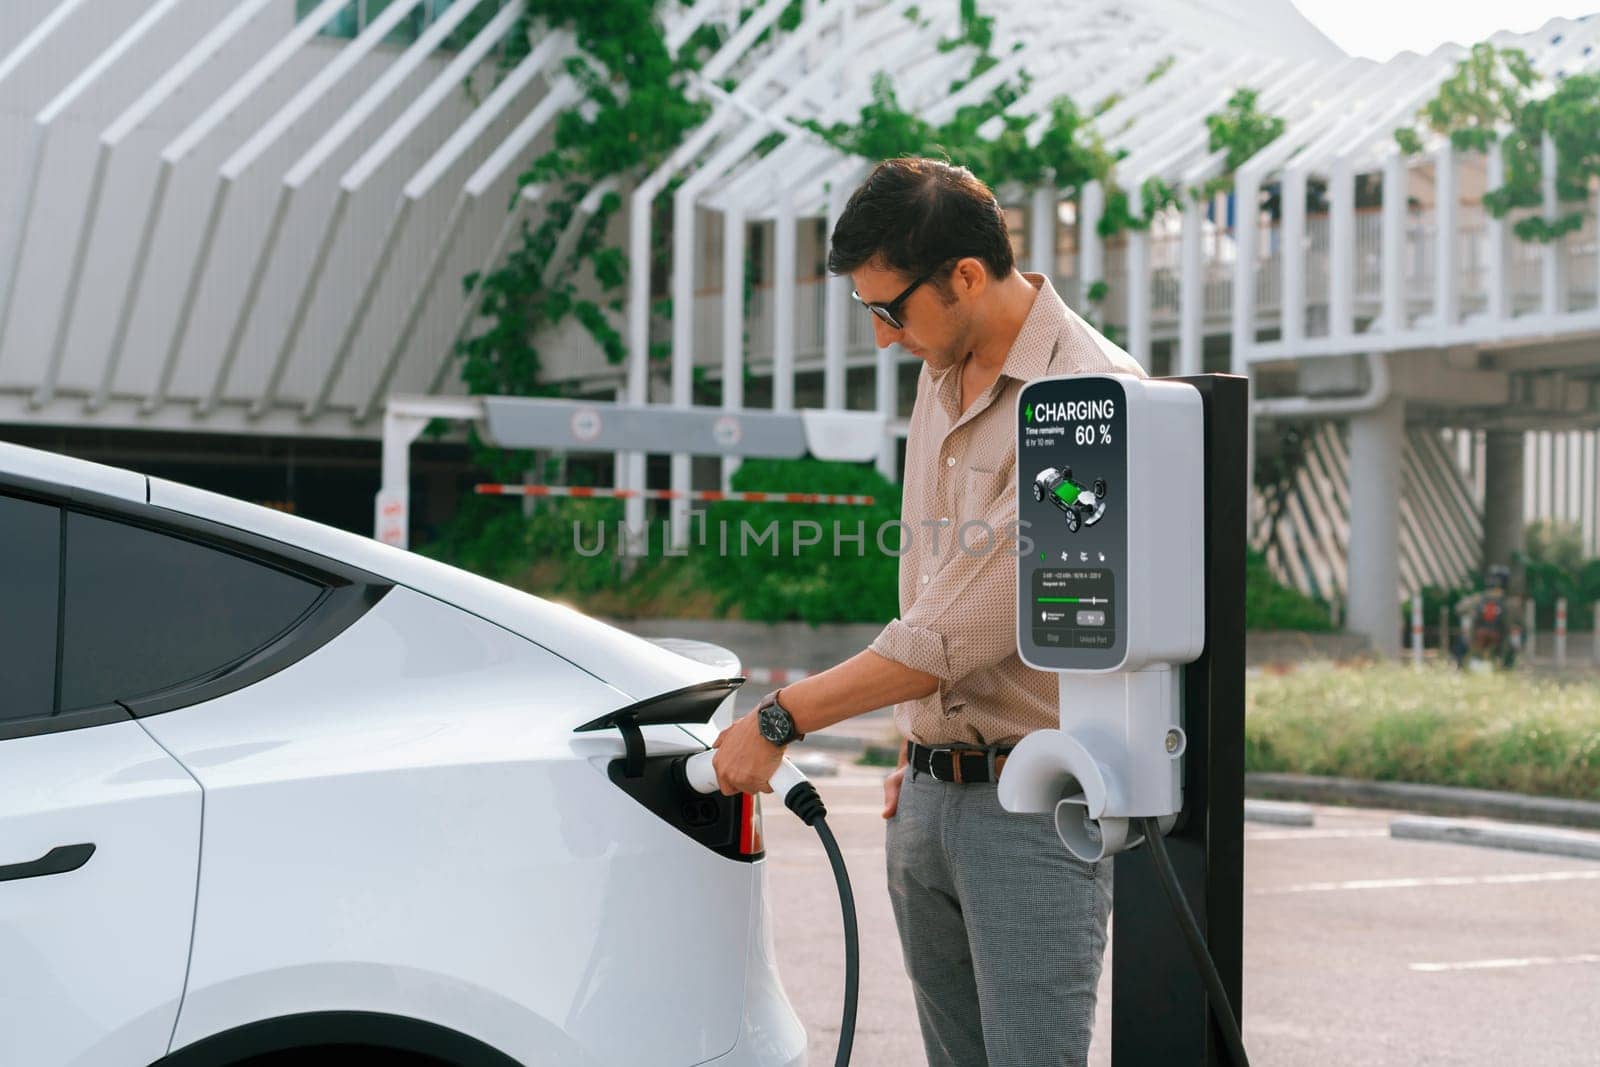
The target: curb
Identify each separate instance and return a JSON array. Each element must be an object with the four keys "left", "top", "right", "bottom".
[
  {"left": 1391, "top": 815, "right": 1600, "bottom": 863},
  {"left": 1243, "top": 799, "right": 1314, "bottom": 827},
  {"left": 1247, "top": 773, "right": 1600, "bottom": 831}
]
